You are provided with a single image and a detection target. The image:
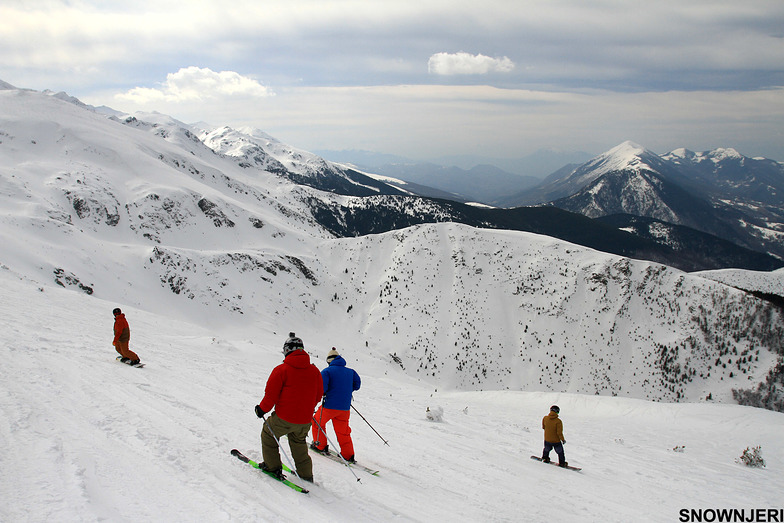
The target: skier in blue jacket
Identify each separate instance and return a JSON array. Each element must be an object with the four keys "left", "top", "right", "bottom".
[{"left": 310, "top": 348, "right": 361, "bottom": 461}]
